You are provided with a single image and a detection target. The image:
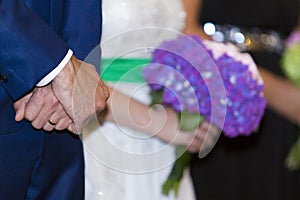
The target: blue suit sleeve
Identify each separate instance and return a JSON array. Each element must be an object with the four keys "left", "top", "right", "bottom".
[
  {"left": 61, "top": 0, "right": 102, "bottom": 71},
  {"left": 0, "top": 0, "right": 70, "bottom": 101}
]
